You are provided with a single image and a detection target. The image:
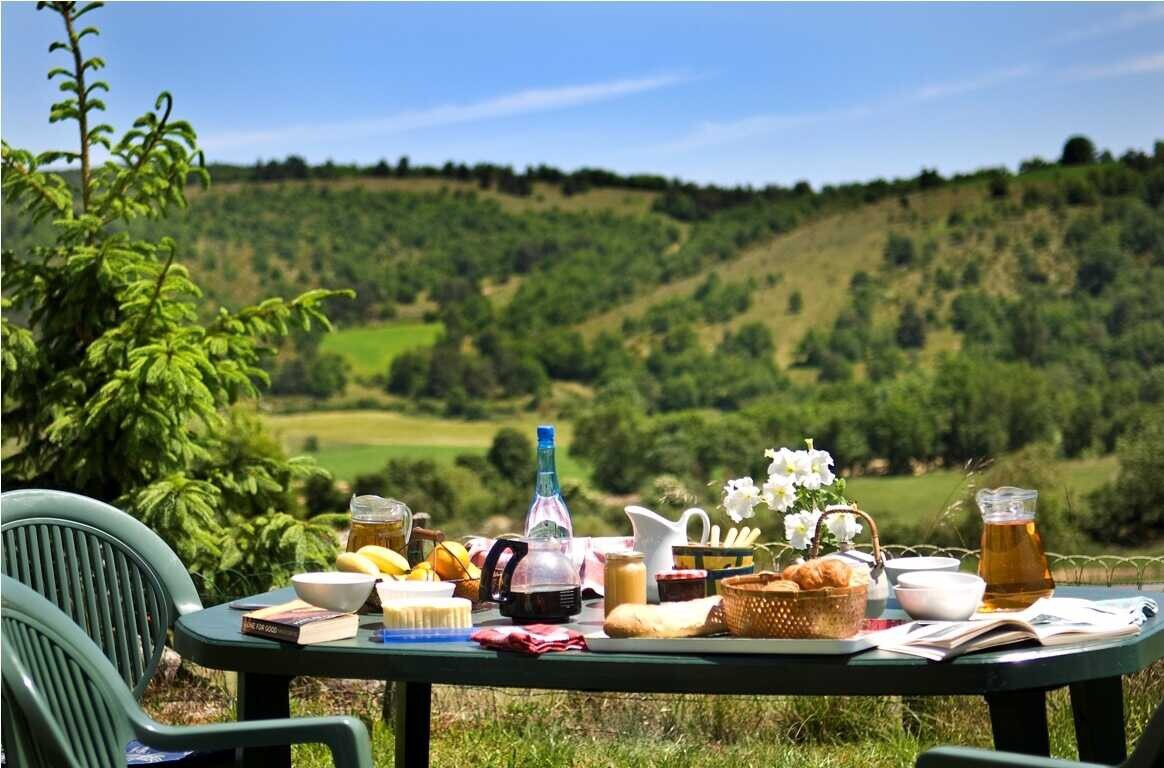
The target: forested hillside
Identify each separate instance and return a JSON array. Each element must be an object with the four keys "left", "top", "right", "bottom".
[{"left": 5, "top": 138, "right": 1163, "bottom": 546}]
